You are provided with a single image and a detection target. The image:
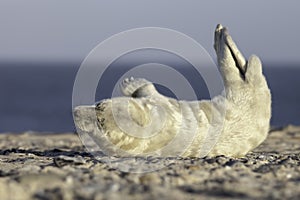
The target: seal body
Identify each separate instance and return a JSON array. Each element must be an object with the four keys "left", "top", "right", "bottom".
[{"left": 74, "top": 24, "right": 271, "bottom": 157}]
